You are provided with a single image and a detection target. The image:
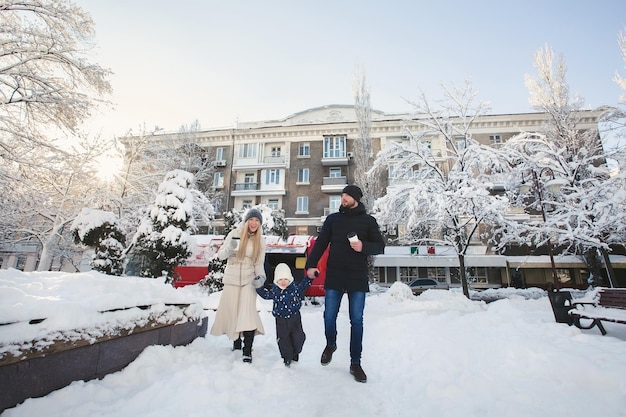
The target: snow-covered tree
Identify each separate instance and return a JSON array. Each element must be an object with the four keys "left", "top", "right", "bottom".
[
  {"left": 199, "top": 256, "right": 226, "bottom": 294},
  {"left": 352, "top": 68, "right": 383, "bottom": 209},
  {"left": 155, "top": 121, "right": 219, "bottom": 230},
  {"left": 130, "top": 170, "right": 196, "bottom": 281},
  {"left": 111, "top": 125, "right": 217, "bottom": 240},
  {"left": 71, "top": 208, "right": 126, "bottom": 275},
  {"left": 615, "top": 29, "right": 626, "bottom": 104},
  {"left": 0, "top": 137, "right": 111, "bottom": 271},
  {"left": 597, "top": 29, "right": 626, "bottom": 155},
  {"left": 0, "top": 0, "right": 111, "bottom": 177},
  {"left": 173, "top": 120, "right": 215, "bottom": 186},
  {"left": 501, "top": 45, "right": 626, "bottom": 287},
  {"left": 371, "top": 80, "right": 512, "bottom": 298},
  {"left": 0, "top": 1, "right": 114, "bottom": 270}
]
